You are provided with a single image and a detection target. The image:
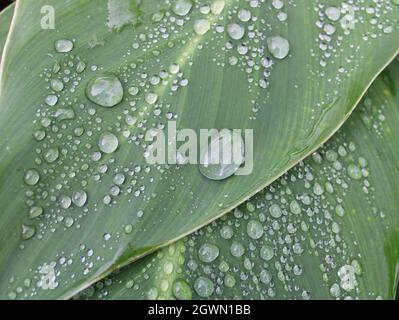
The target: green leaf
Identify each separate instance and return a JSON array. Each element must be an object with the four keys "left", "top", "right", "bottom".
[
  {"left": 79, "top": 57, "right": 399, "bottom": 300},
  {"left": 0, "top": 4, "right": 14, "bottom": 58},
  {"left": 0, "top": 0, "right": 398, "bottom": 299}
]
